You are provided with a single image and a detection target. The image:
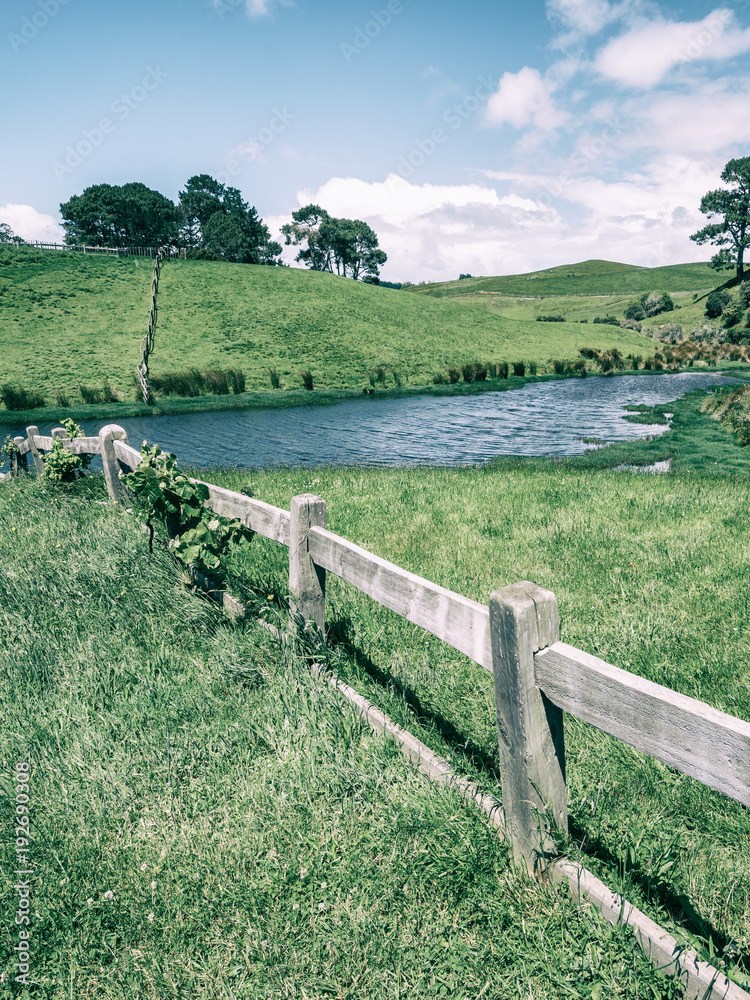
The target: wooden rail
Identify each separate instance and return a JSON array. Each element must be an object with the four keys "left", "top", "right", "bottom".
[{"left": 7, "top": 422, "right": 749, "bottom": 1000}]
